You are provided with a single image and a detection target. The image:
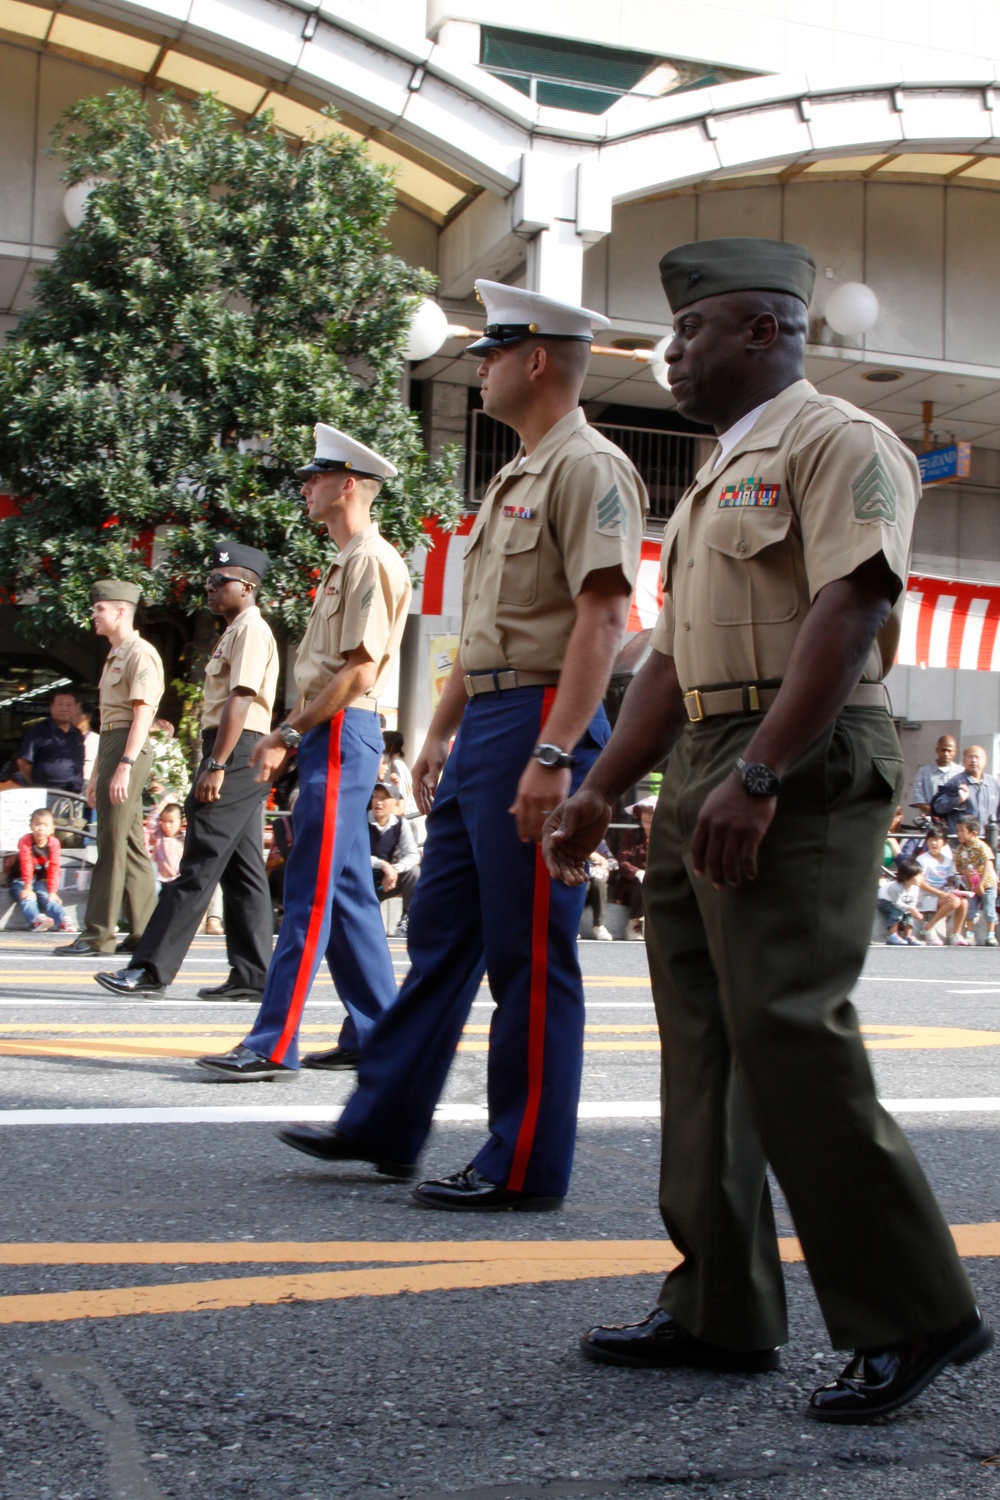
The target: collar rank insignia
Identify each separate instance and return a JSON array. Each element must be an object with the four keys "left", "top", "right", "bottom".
[
  {"left": 502, "top": 505, "right": 535, "bottom": 520},
  {"left": 718, "top": 476, "right": 780, "bottom": 509}
]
